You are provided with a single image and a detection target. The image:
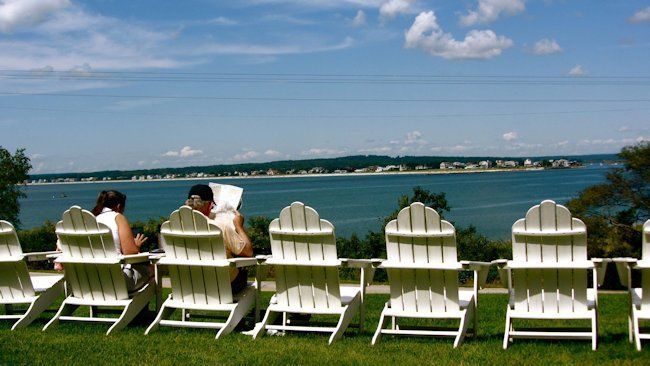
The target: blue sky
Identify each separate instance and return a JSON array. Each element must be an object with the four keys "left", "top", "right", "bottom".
[{"left": 0, "top": 0, "right": 648, "bottom": 173}]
